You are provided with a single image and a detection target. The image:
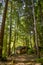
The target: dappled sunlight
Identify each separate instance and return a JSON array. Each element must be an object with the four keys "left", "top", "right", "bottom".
[
  {"left": 0, "top": 0, "right": 43, "bottom": 65},
  {"left": 35, "top": 63, "right": 41, "bottom": 65}
]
